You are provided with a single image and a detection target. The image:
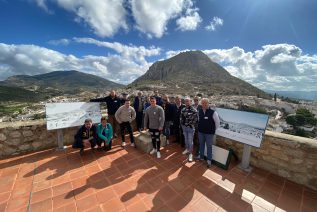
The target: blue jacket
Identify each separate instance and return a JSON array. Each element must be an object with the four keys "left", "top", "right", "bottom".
[{"left": 96, "top": 123, "right": 113, "bottom": 144}]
